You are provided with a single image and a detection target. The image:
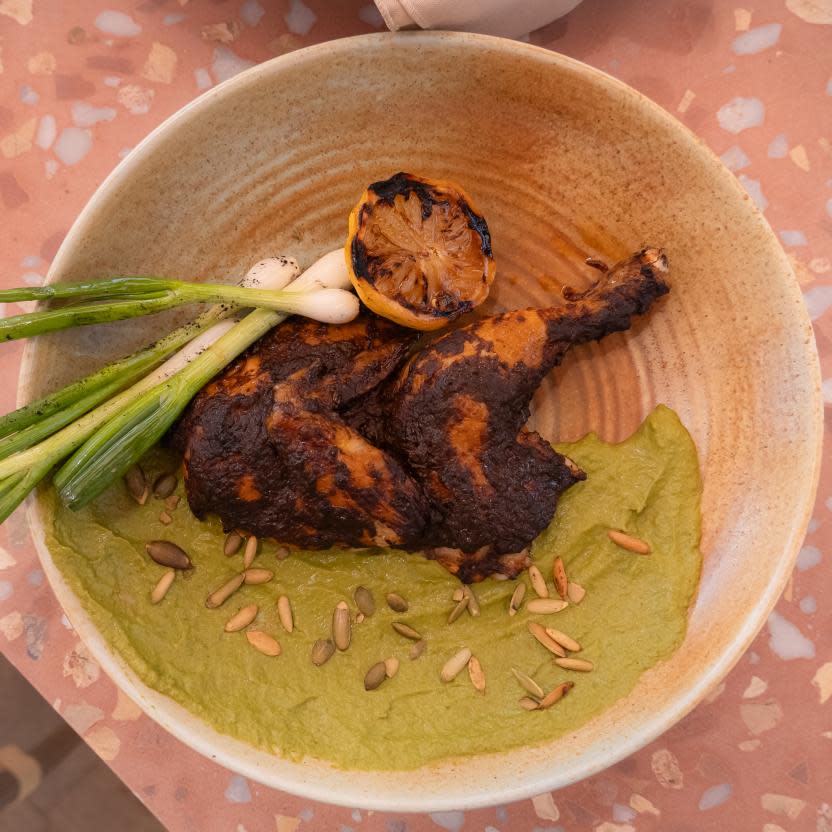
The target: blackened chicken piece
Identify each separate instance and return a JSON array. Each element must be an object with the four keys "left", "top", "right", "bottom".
[
  {"left": 367, "top": 247, "right": 671, "bottom": 581},
  {"left": 171, "top": 313, "right": 428, "bottom": 549}
]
